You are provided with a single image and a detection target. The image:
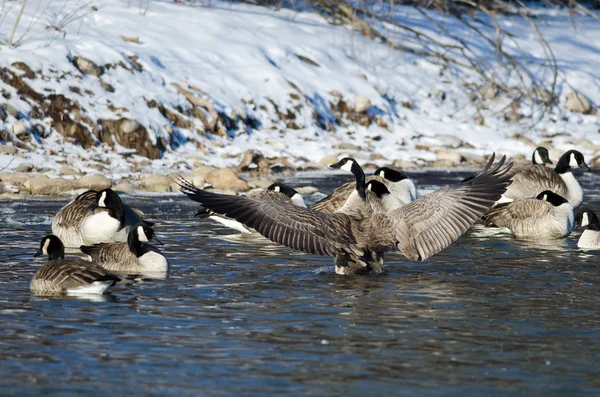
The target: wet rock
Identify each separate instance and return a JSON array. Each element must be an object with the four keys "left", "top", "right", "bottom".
[
  {"left": 565, "top": 91, "right": 592, "bottom": 114},
  {"left": 14, "top": 163, "right": 34, "bottom": 173},
  {"left": 141, "top": 174, "right": 175, "bottom": 193},
  {"left": 205, "top": 168, "right": 249, "bottom": 192},
  {"left": 112, "top": 181, "right": 135, "bottom": 194},
  {"left": 296, "top": 186, "right": 319, "bottom": 195},
  {"left": 60, "top": 165, "right": 82, "bottom": 176},
  {"left": 435, "top": 150, "right": 465, "bottom": 164},
  {"left": 26, "top": 176, "right": 76, "bottom": 195},
  {"left": 73, "top": 56, "right": 104, "bottom": 76},
  {"left": 0, "top": 145, "right": 16, "bottom": 154},
  {"left": 354, "top": 95, "right": 371, "bottom": 113},
  {"left": 74, "top": 175, "right": 112, "bottom": 190}
]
